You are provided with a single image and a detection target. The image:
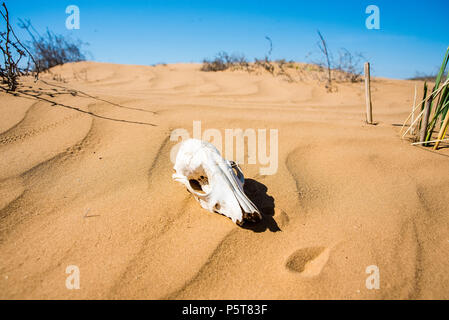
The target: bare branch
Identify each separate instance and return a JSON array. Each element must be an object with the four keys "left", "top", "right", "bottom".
[
  {"left": 0, "top": 2, "right": 37, "bottom": 91},
  {"left": 317, "top": 30, "right": 332, "bottom": 89}
]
